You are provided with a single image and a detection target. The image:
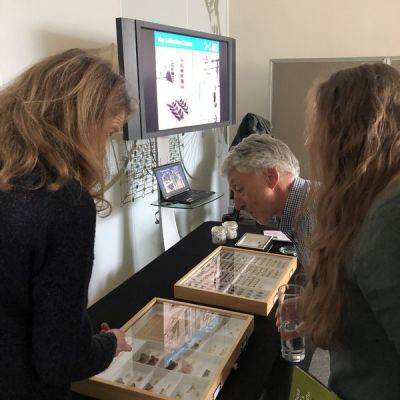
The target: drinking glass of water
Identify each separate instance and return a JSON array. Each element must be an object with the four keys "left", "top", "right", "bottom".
[{"left": 277, "top": 284, "right": 305, "bottom": 362}]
